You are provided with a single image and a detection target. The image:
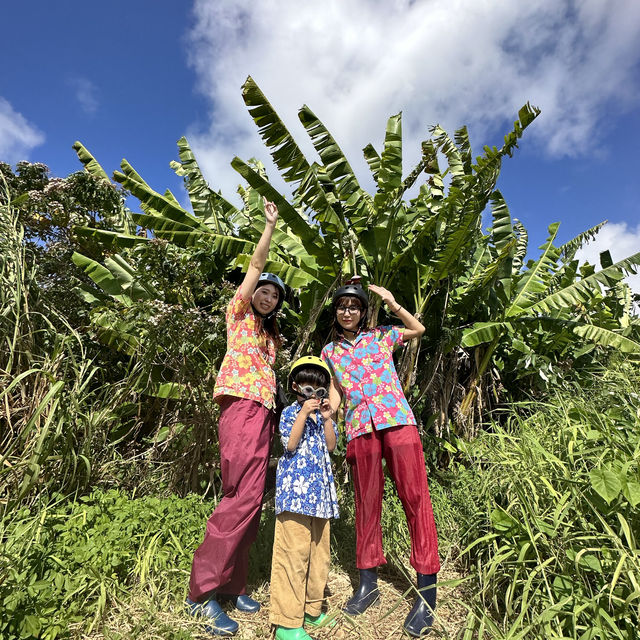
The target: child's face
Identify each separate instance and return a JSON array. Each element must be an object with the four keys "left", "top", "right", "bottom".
[
  {"left": 252, "top": 283, "right": 279, "bottom": 315},
  {"left": 335, "top": 296, "right": 363, "bottom": 332}
]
